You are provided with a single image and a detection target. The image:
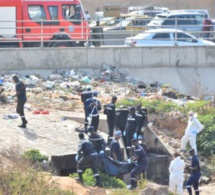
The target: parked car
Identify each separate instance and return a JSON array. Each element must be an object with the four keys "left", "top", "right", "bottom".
[
  {"left": 147, "top": 12, "right": 205, "bottom": 36},
  {"left": 124, "top": 29, "right": 215, "bottom": 46}
]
